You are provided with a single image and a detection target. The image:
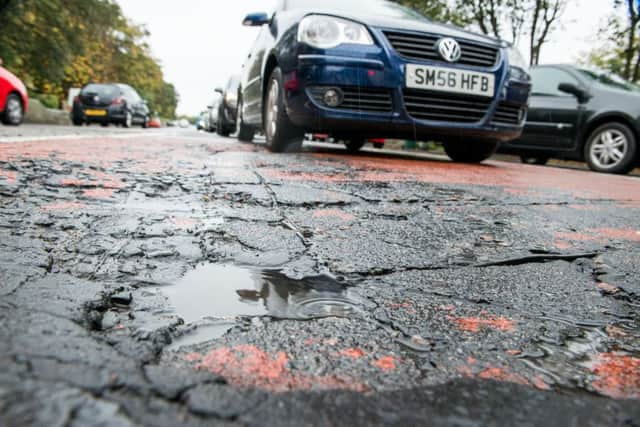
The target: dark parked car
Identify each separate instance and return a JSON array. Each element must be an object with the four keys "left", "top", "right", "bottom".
[
  {"left": 206, "top": 94, "right": 222, "bottom": 133},
  {"left": 500, "top": 64, "right": 640, "bottom": 174},
  {"left": 236, "top": 0, "right": 530, "bottom": 161},
  {"left": 214, "top": 75, "right": 240, "bottom": 136},
  {"left": 72, "top": 83, "right": 149, "bottom": 128},
  {"left": 0, "top": 60, "right": 28, "bottom": 126}
]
